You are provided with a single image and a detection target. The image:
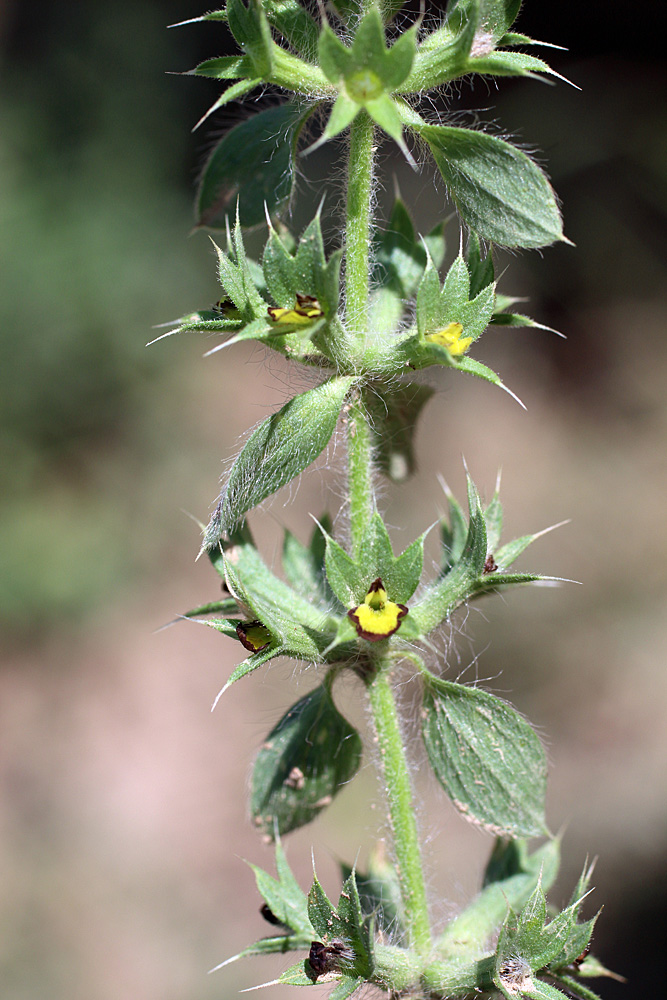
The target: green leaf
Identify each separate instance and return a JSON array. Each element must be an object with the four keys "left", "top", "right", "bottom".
[
  {"left": 482, "top": 836, "right": 560, "bottom": 890},
  {"left": 421, "top": 674, "right": 548, "bottom": 838},
  {"left": 410, "top": 476, "right": 487, "bottom": 632},
  {"left": 221, "top": 641, "right": 288, "bottom": 694},
  {"left": 490, "top": 308, "right": 562, "bottom": 340},
  {"left": 453, "top": 354, "right": 524, "bottom": 405},
  {"left": 362, "top": 381, "right": 434, "bottom": 482},
  {"left": 251, "top": 683, "right": 363, "bottom": 837},
  {"left": 495, "top": 881, "right": 597, "bottom": 993},
  {"left": 195, "top": 78, "right": 264, "bottom": 131},
  {"left": 484, "top": 487, "right": 503, "bottom": 554},
  {"left": 262, "top": 0, "right": 320, "bottom": 56},
  {"left": 204, "top": 220, "right": 267, "bottom": 320},
  {"left": 227, "top": 0, "right": 274, "bottom": 78},
  {"left": 251, "top": 838, "right": 314, "bottom": 937},
  {"left": 367, "top": 199, "right": 446, "bottom": 336},
  {"left": 211, "top": 932, "right": 313, "bottom": 971},
  {"left": 522, "top": 982, "right": 569, "bottom": 1000},
  {"left": 416, "top": 254, "right": 495, "bottom": 343},
  {"left": 214, "top": 531, "right": 337, "bottom": 668},
  {"left": 321, "top": 93, "right": 362, "bottom": 143},
  {"left": 416, "top": 124, "right": 564, "bottom": 248},
  {"left": 305, "top": 871, "right": 373, "bottom": 983},
  {"left": 364, "top": 95, "right": 405, "bottom": 147},
  {"left": 198, "top": 616, "right": 244, "bottom": 640},
  {"left": 395, "top": 254, "right": 519, "bottom": 400},
  {"left": 469, "top": 50, "right": 571, "bottom": 84},
  {"left": 328, "top": 977, "right": 366, "bottom": 1000},
  {"left": 189, "top": 54, "right": 255, "bottom": 79},
  {"left": 494, "top": 519, "right": 565, "bottom": 570},
  {"left": 341, "top": 848, "right": 405, "bottom": 943},
  {"left": 336, "top": 870, "right": 374, "bottom": 971},
  {"left": 200, "top": 316, "right": 284, "bottom": 357},
  {"left": 324, "top": 514, "right": 424, "bottom": 607},
  {"left": 402, "top": 1, "right": 478, "bottom": 91},
  {"left": 278, "top": 960, "right": 315, "bottom": 986},
  {"left": 204, "top": 376, "right": 355, "bottom": 546},
  {"left": 349, "top": 8, "right": 415, "bottom": 91},
  {"left": 440, "top": 484, "right": 469, "bottom": 574},
  {"left": 196, "top": 103, "right": 309, "bottom": 229},
  {"left": 498, "top": 32, "right": 567, "bottom": 50},
  {"left": 438, "top": 838, "right": 560, "bottom": 959},
  {"left": 262, "top": 213, "right": 341, "bottom": 316},
  {"left": 181, "top": 597, "right": 239, "bottom": 619},
  {"left": 374, "top": 197, "right": 446, "bottom": 299},
  {"left": 466, "top": 233, "right": 495, "bottom": 298},
  {"left": 446, "top": 0, "right": 521, "bottom": 46},
  {"left": 282, "top": 524, "right": 335, "bottom": 609},
  {"left": 307, "top": 874, "right": 337, "bottom": 938},
  {"left": 317, "top": 8, "right": 416, "bottom": 151}
]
